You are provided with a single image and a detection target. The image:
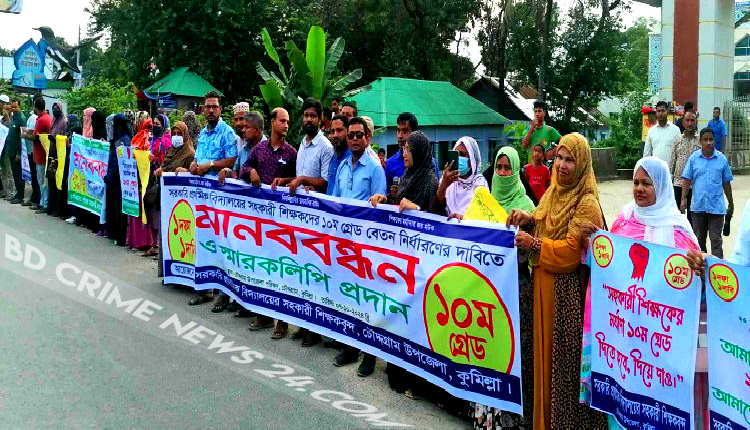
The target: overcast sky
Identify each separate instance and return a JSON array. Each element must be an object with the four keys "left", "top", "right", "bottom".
[{"left": 1, "top": 0, "right": 660, "bottom": 63}]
